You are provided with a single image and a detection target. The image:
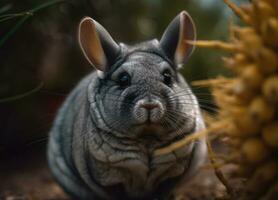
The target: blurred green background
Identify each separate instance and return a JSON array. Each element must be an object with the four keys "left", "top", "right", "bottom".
[{"left": 0, "top": 0, "right": 247, "bottom": 156}]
